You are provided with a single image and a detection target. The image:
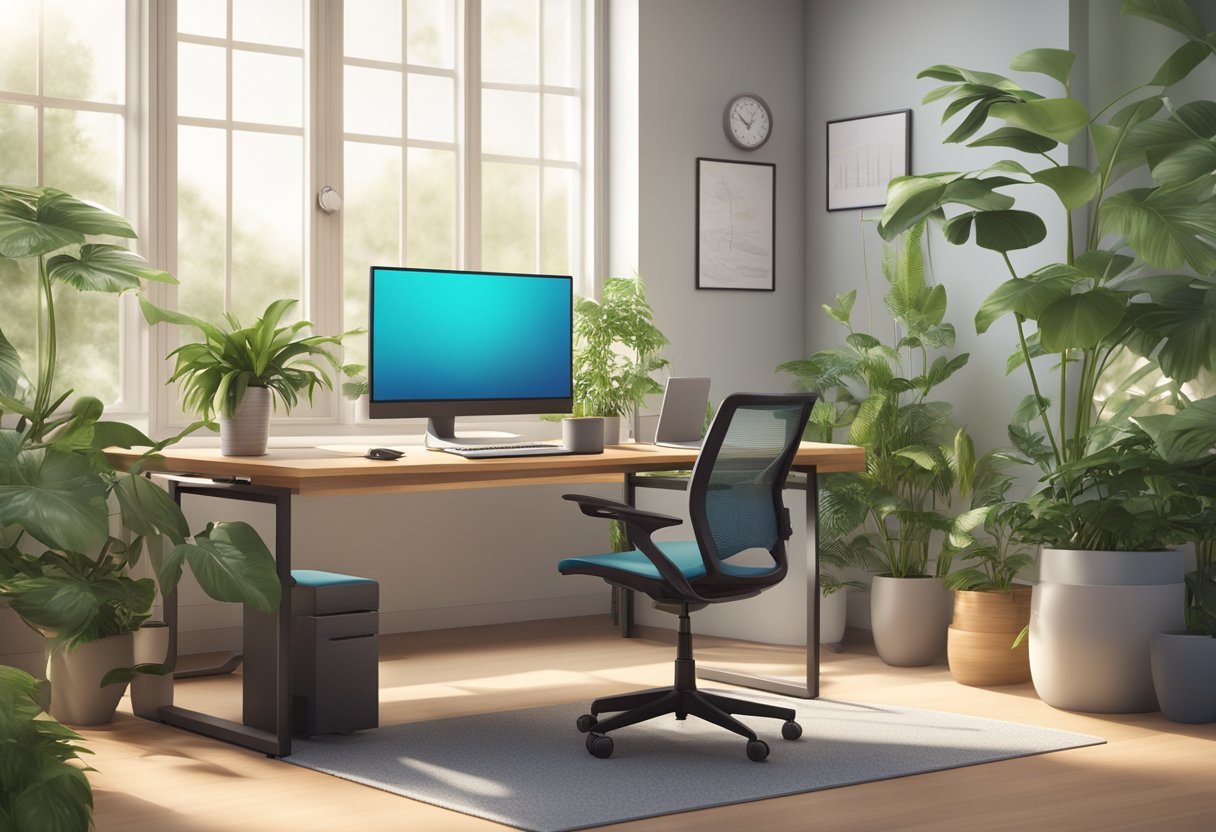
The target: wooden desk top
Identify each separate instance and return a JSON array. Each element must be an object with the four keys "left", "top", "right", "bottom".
[{"left": 106, "top": 442, "right": 864, "bottom": 497}]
